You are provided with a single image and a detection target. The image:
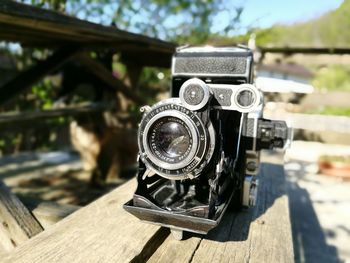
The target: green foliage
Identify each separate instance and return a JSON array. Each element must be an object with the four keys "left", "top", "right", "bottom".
[
  {"left": 19, "top": 0, "right": 243, "bottom": 44},
  {"left": 112, "top": 0, "right": 224, "bottom": 43},
  {"left": 253, "top": 0, "right": 350, "bottom": 47},
  {"left": 31, "top": 78, "right": 56, "bottom": 109},
  {"left": 312, "top": 65, "right": 350, "bottom": 91},
  {"left": 3, "top": 0, "right": 245, "bottom": 154},
  {"left": 307, "top": 106, "right": 350, "bottom": 117},
  {"left": 224, "top": 0, "right": 350, "bottom": 47}
]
